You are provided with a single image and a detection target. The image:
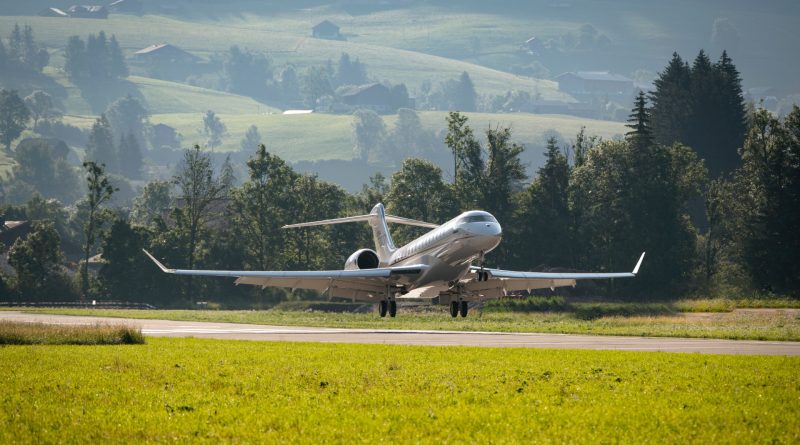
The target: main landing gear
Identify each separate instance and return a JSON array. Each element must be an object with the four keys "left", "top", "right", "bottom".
[
  {"left": 378, "top": 300, "right": 397, "bottom": 318},
  {"left": 449, "top": 301, "right": 468, "bottom": 318}
]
